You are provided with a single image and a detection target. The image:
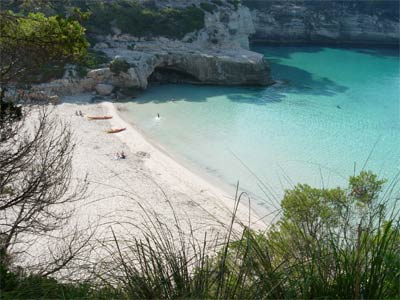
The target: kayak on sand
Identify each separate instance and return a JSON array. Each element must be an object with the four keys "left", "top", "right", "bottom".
[
  {"left": 106, "top": 128, "right": 126, "bottom": 134},
  {"left": 87, "top": 115, "right": 113, "bottom": 120}
]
